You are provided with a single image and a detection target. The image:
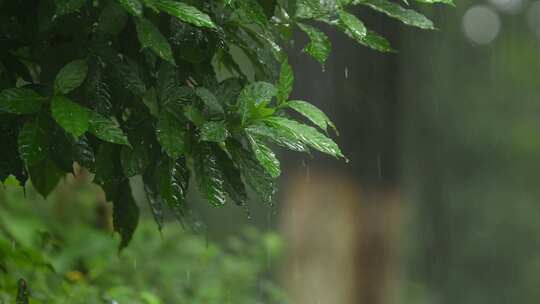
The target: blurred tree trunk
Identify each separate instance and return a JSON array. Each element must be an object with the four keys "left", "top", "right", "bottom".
[{"left": 281, "top": 170, "right": 401, "bottom": 304}]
